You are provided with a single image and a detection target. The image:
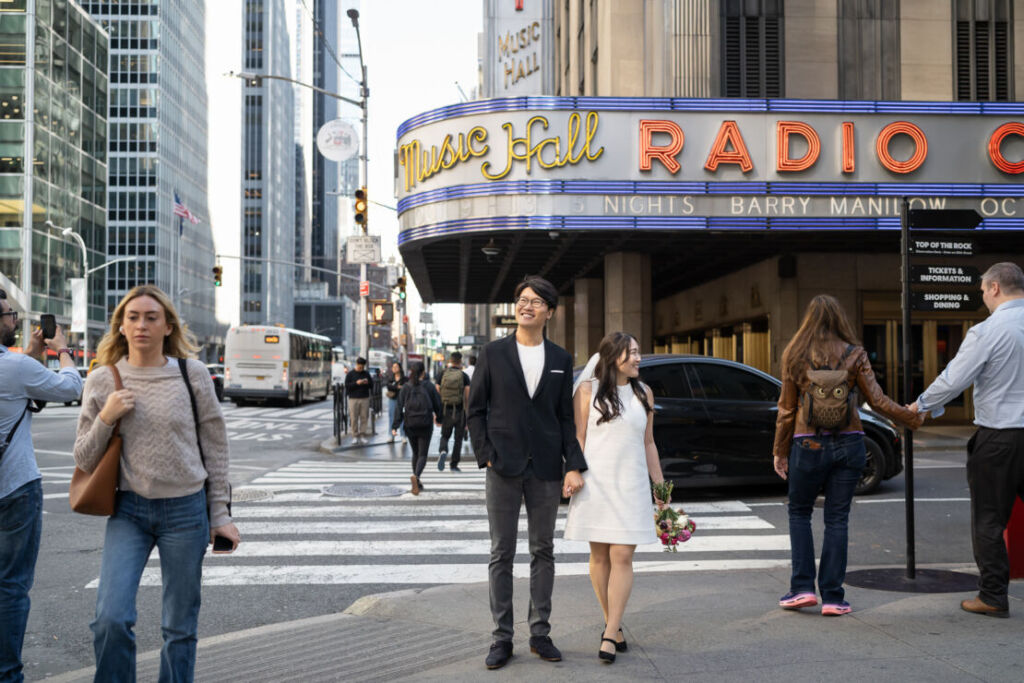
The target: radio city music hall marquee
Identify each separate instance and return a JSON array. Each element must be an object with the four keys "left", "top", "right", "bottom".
[{"left": 395, "top": 100, "right": 1024, "bottom": 237}]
